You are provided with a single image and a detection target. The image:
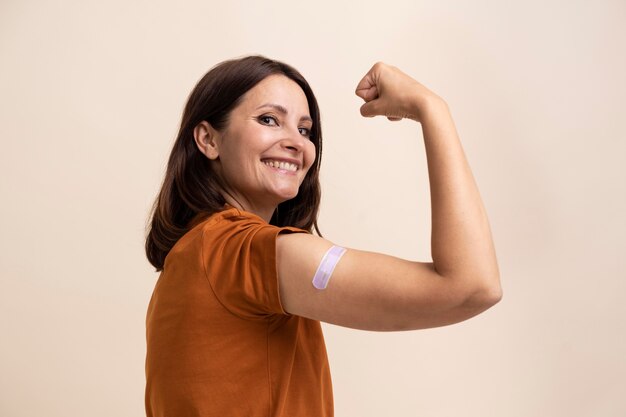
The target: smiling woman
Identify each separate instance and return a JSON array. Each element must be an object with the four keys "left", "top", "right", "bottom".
[
  {"left": 192, "top": 74, "right": 317, "bottom": 220},
  {"left": 144, "top": 55, "right": 501, "bottom": 417},
  {"left": 145, "top": 56, "right": 323, "bottom": 271}
]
